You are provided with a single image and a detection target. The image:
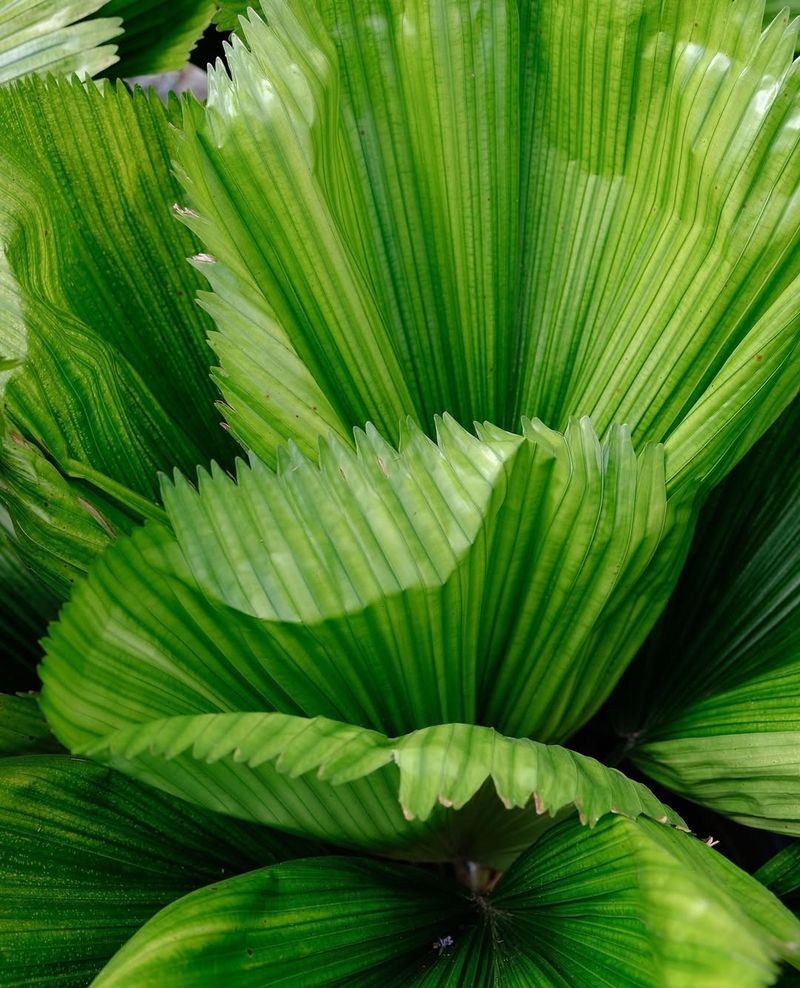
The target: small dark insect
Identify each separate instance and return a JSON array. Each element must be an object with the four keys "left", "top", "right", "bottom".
[{"left": 432, "top": 935, "right": 454, "bottom": 956}]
